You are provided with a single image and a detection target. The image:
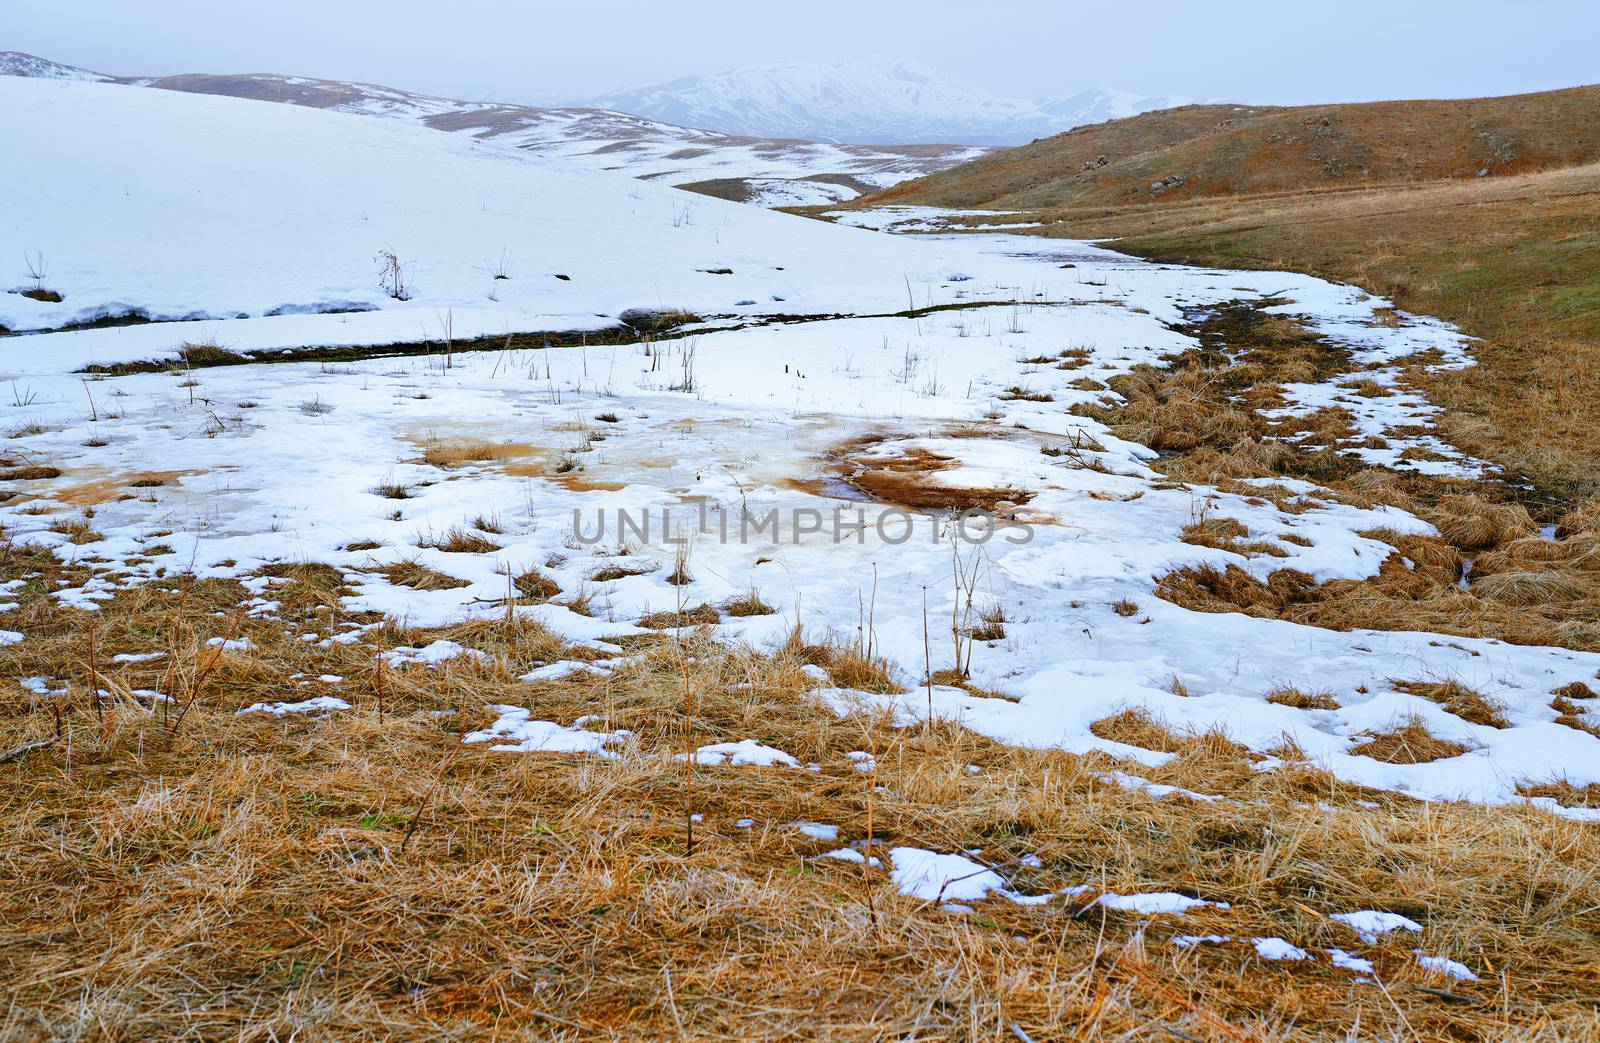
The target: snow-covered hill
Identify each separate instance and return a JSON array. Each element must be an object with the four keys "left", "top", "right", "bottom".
[
  {"left": 1037, "top": 87, "right": 1201, "bottom": 130},
  {"left": 580, "top": 58, "right": 1199, "bottom": 145},
  {"left": 0, "top": 52, "right": 984, "bottom": 206},
  {"left": 0, "top": 52, "right": 110, "bottom": 81},
  {"left": 0, "top": 76, "right": 935, "bottom": 336}
]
